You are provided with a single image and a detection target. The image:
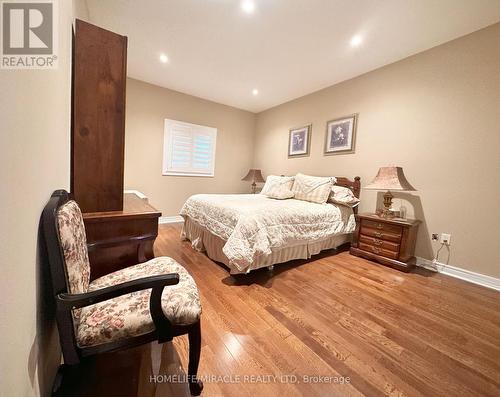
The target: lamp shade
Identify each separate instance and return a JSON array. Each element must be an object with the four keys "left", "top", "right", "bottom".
[
  {"left": 365, "top": 166, "right": 416, "bottom": 191},
  {"left": 241, "top": 169, "right": 265, "bottom": 183}
]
